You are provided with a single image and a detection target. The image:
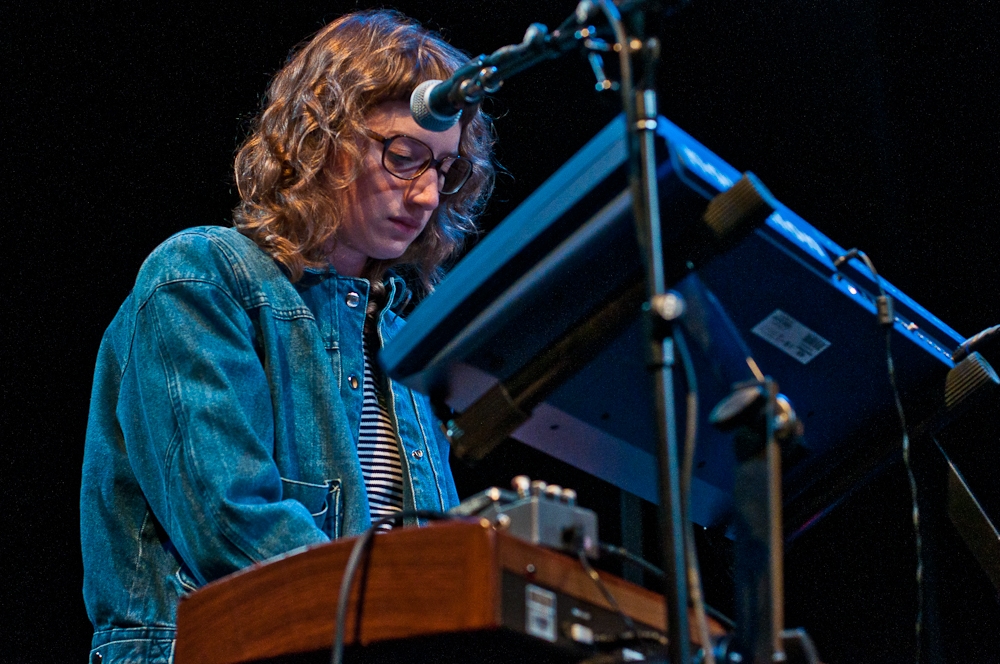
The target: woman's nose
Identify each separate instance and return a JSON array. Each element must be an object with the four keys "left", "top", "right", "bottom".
[{"left": 407, "top": 167, "right": 441, "bottom": 210}]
